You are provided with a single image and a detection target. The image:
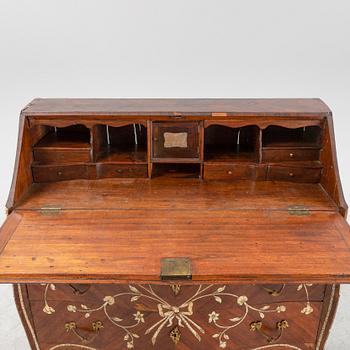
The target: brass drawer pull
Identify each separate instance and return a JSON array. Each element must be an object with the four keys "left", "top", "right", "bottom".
[
  {"left": 69, "top": 284, "right": 91, "bottom": 296},
  {"left": 65, "top": 320, "right": 103, "bottom": 344},
  {"left": 250, "top": 320, "right": 289, "bottom": 344},
  {"left": 263, "top": 284, "right": 286, "bottom": 297}
]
